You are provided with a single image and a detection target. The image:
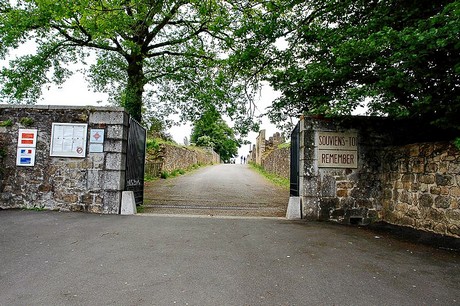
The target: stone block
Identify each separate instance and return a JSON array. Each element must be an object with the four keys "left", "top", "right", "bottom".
[
  {"left": 105, "top": 153, "right": 126, "bottom": 171},
  {"left": 425, "top": 163, "right": 438, "bottom": 173},
  {"left": 435, "top": 174, "right": 453, "bottom": 186},
  {"left": 451, "top": 187, "right": 460, "bottom": 197},
  {"left": 302, "top": 197, "right": 319, "bottom": 220},
  {"left": 104, "top": 139, "right": 126, "bottom": 153},
  {"left": 419, "top": 194, "right": 433, "bottom": 208},
  {"left": 89, "top": 111, "right": 128, "bottom": 125},
  {"left": 81, "top": 193, "right": 94, "bottom": 204},
  {"left": 418, "top": 174, "right": 434, "bottom": 184},
  {"left": 89, "top": 153, "right": 105, "bottom": 169},
  {"left": 102, "top": 191, "right": 122, "bottom": 214},
  {"left": 303, "top": 177, "right": 320, "bottom": 197},
  {"left": 410, "top": 158, "right": 424, "bottom": 173},
  {"left": 336, "top": 189, "right": 348, "bottom": 197},
  {"left": 106, "top": 125, "right": 128, "bottom": 140},
  {"left": 103, "top": 171, "right": 125, "bottom": 190},
  {"left": 87, "top": 170, "right": 102, "bottom": 191},
  {"left": 88, "top": 205, "right": 103, "bottom": 214},
  {"left": 435, "top": 196, "right": 450, "bottom": 209},
  {"left": 321, "top": 175, "right": 336, "bottom": 197}
]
